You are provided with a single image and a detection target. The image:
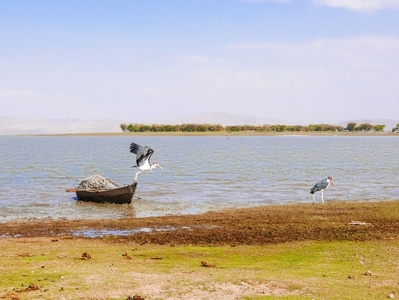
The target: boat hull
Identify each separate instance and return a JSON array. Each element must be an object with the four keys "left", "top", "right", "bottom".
[{"left": 76, "top": 183, "right": 137, "bottom": 204}]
